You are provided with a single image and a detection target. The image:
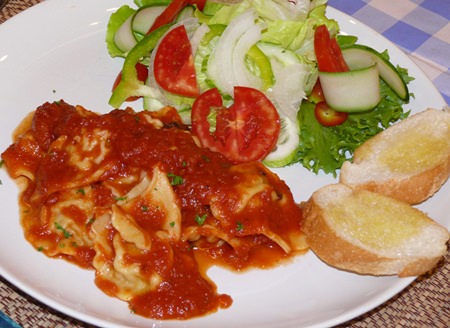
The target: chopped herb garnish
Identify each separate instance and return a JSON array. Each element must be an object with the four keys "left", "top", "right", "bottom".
[
  {"left": 141, "top": 205, "right": 149, "bottom": 212},
  {"left": 167, "top": 173, "right": 184, "bottom": 186},
  {"left": 195, "top": 214, "right": 207, "bottom": 226},
  {"left": 114, "top": 196, "right": 128, "bottom": 202},
  {"left": 37, "top": 246, "right": 44, "bottom": 252},
  {"left": 236, "top": 222, "right": 244, "bottom": 231},
  {"left": 76, "top": 188, "right": 85, "bottom": 195},
  {"left": 86, "top": 217, "right": 95, "bottom": 225},
  {"left": 182, "top": 161, "right": 187, "bottom": 167},
  {"left": 201, "top": 155, "right": 211, "bottom": 162},
  {"left": 169, "top": 221, "right": 175, "bottom": 227},
  {"left": 54, "top": 222, "right": 72, "bottom": 238},
  {"left": 0, "top": 159, "right": 4, "bottom": 168}
]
